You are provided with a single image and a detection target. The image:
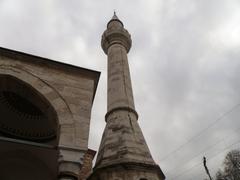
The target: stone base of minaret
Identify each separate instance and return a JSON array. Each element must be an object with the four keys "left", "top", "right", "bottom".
[{"left": 88, "top": 163, "right": 165, "bottom": 180}]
